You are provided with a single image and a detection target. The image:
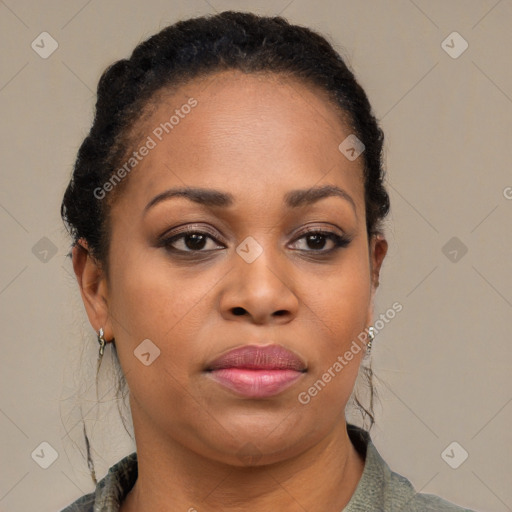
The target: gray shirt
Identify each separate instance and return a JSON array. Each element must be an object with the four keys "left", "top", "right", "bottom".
[{"left": 61, "top": 424, "right": 476, "bottom": 511}]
